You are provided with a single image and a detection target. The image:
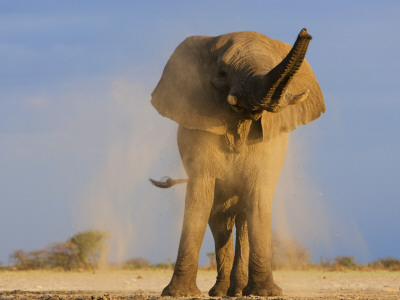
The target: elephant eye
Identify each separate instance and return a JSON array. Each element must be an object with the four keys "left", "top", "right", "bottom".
[
  {"left": 211, "top": 68, "right": 229, "bottom": 90},
  {"left": 218, "top": 70, "right": 228, "bottom": 78}
]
